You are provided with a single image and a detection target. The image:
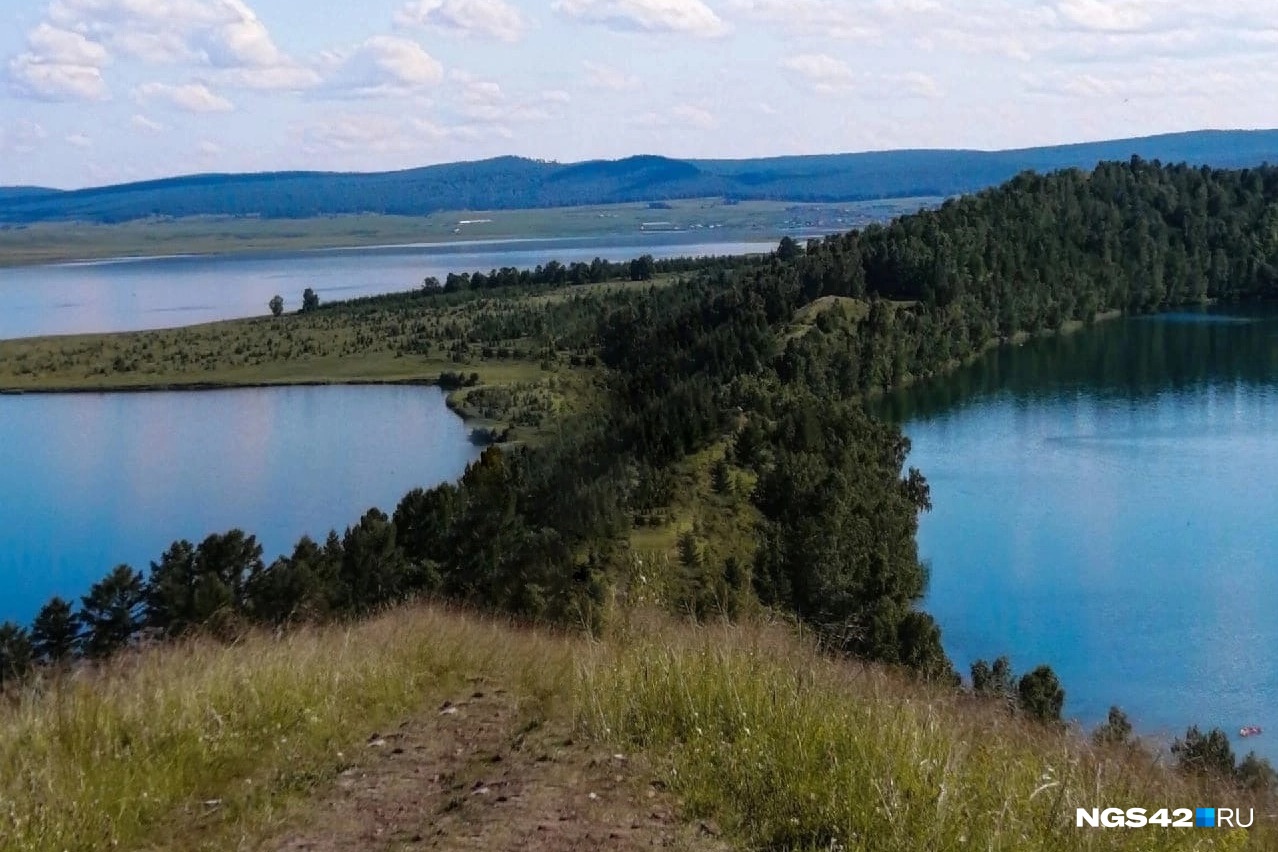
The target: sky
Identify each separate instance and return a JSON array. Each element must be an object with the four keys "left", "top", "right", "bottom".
[{"left": 2, "top": 0, "right": 1277, "bottom": 189}]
